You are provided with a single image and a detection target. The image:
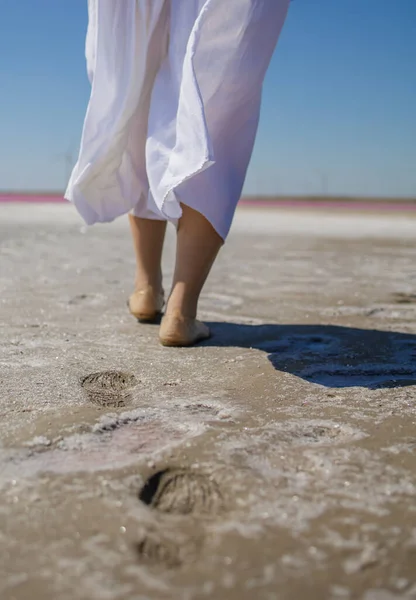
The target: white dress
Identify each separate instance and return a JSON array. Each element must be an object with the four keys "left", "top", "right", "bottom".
[{"left": 66, "top": 0, "right": 290, "bottom": 240}]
